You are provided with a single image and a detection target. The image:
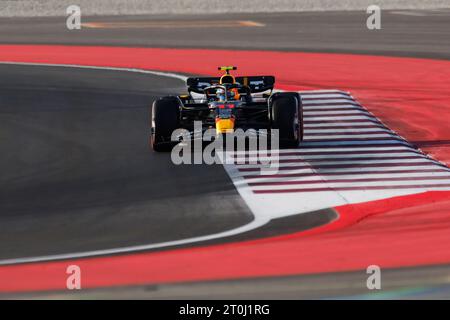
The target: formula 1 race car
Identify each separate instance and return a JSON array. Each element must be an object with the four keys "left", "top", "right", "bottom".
[{"left": 150, "top": 66, "right": 303, "bottom": 152}]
